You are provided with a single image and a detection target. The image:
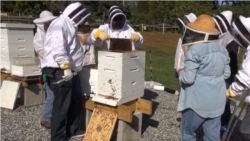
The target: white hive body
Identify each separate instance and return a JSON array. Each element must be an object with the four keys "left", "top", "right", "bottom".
[
  {"left": 78, "top": 65, "right": 98, "bottom": 97},
  {"left": 1, "top": 23, "right": 35, "bottom": 73},
  {"left": 11, "top": 57, "right": 41, "bottom": 77},
  {"left": 92, "top": 51, "right": 146, "bottom": 106}
]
